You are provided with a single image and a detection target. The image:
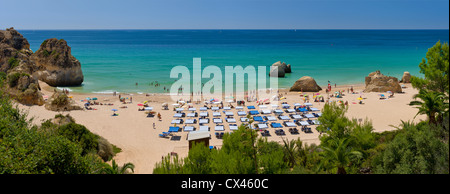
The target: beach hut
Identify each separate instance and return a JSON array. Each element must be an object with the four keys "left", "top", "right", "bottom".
[{"left": 187, "top": 131, "right": 210, "bottom": 150}]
